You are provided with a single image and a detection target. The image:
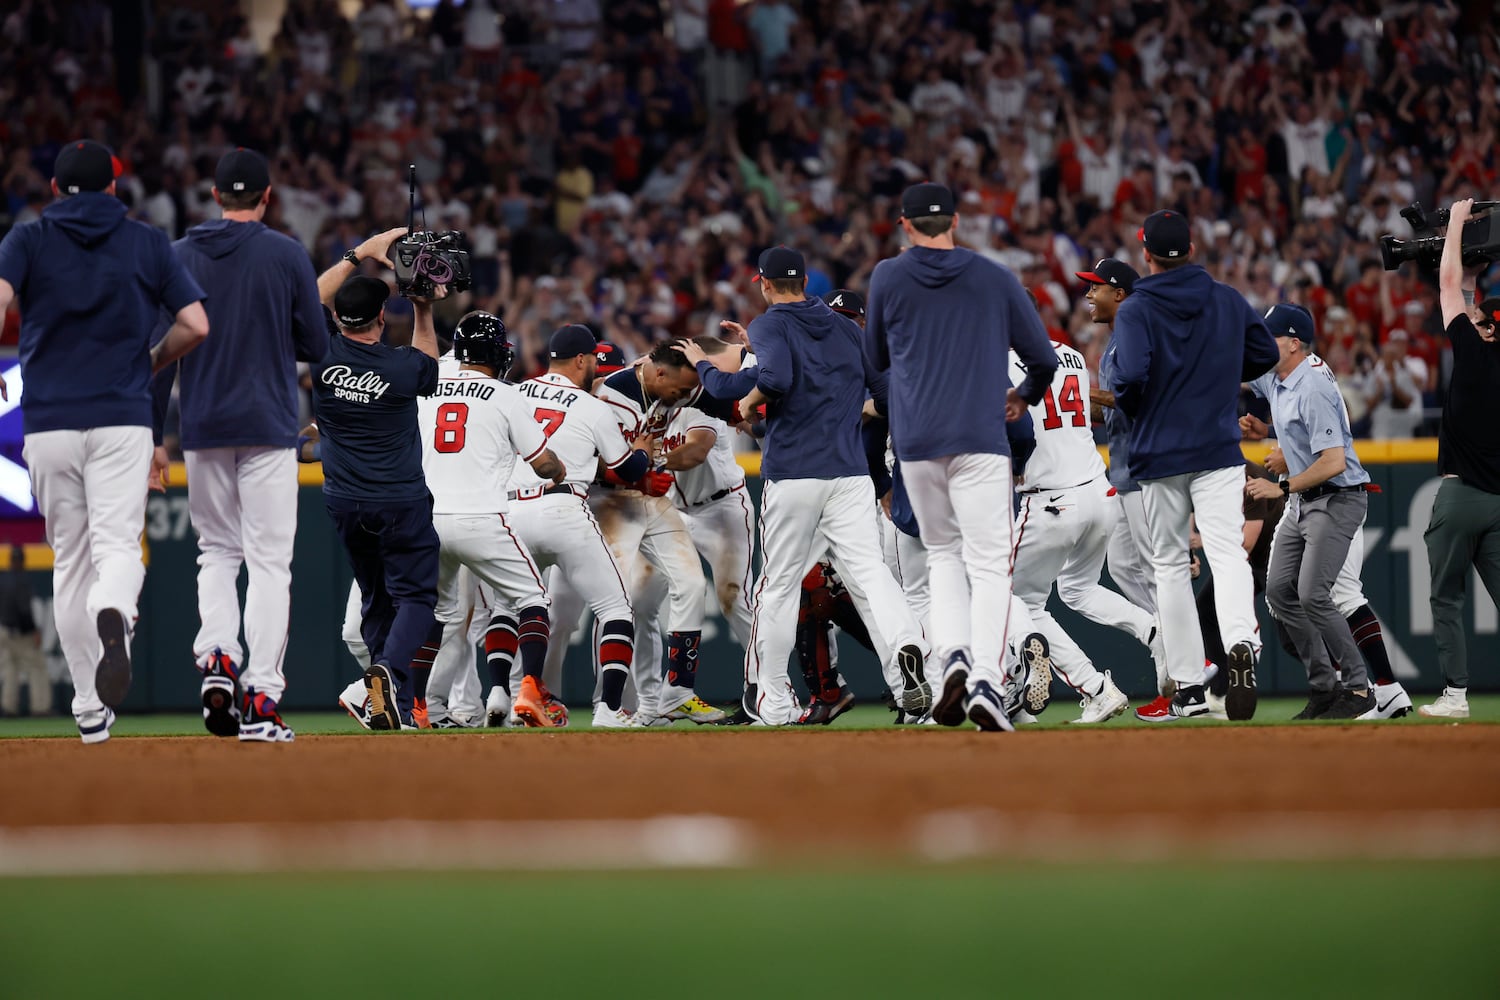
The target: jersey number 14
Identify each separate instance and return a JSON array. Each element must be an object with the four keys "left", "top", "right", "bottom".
[{"left": 1040, "top": 374, "right": 1086, "bottom": 430}]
